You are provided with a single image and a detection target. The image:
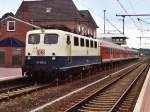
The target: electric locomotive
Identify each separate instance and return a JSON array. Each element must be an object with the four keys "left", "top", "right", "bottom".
[{"left": 22, "top": 29, "right": 101, "bottom": 77}]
